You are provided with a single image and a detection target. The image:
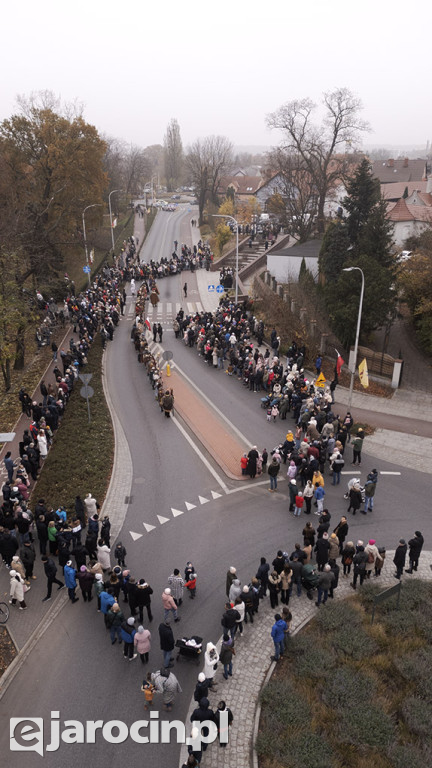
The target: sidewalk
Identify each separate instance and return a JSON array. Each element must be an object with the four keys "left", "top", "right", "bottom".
[{"left": 179, "top": 553, "right": 432, "bottom": 768}]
